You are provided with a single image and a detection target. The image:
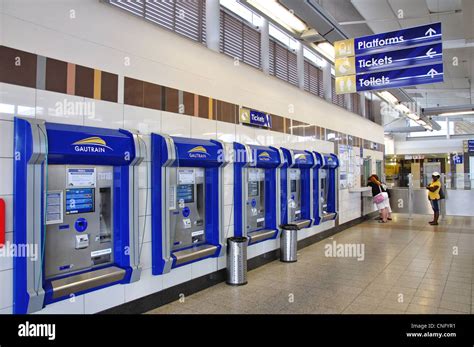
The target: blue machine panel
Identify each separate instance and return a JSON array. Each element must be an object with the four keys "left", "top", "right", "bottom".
[
  {"left": 280, "top": 148, "right": 316, "bottom": 228},
  {"left": 151, "top": 134, "right": 226, "bottom": 275},
  {"left": 13, "top": 117, "right": 141, "bottom": 314},
  {"left": 233, "top": 143, "right": 282, "bottom": 244}
]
